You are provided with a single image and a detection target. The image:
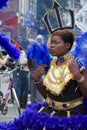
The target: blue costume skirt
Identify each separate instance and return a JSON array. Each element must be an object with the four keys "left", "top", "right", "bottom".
[{"left": 0, "top": 102, "right": 87, "bottom": 130}]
